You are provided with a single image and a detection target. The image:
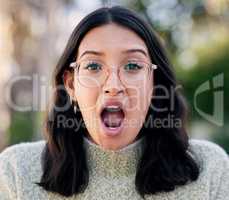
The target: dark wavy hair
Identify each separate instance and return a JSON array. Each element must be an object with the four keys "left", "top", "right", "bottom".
[{"left": 36, "top": 6, "right": 200, "bottom": 198}]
